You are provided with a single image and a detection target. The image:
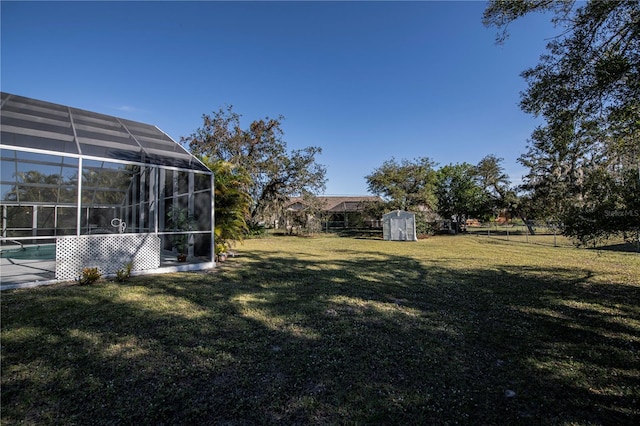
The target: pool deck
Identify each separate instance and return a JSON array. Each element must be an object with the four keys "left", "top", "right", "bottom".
[
  {"left": 1, "top": 257, "right": 57, "bottom": 287},
  {"left": 0, "top": 251, "right": 215, "bottom": 291}
]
